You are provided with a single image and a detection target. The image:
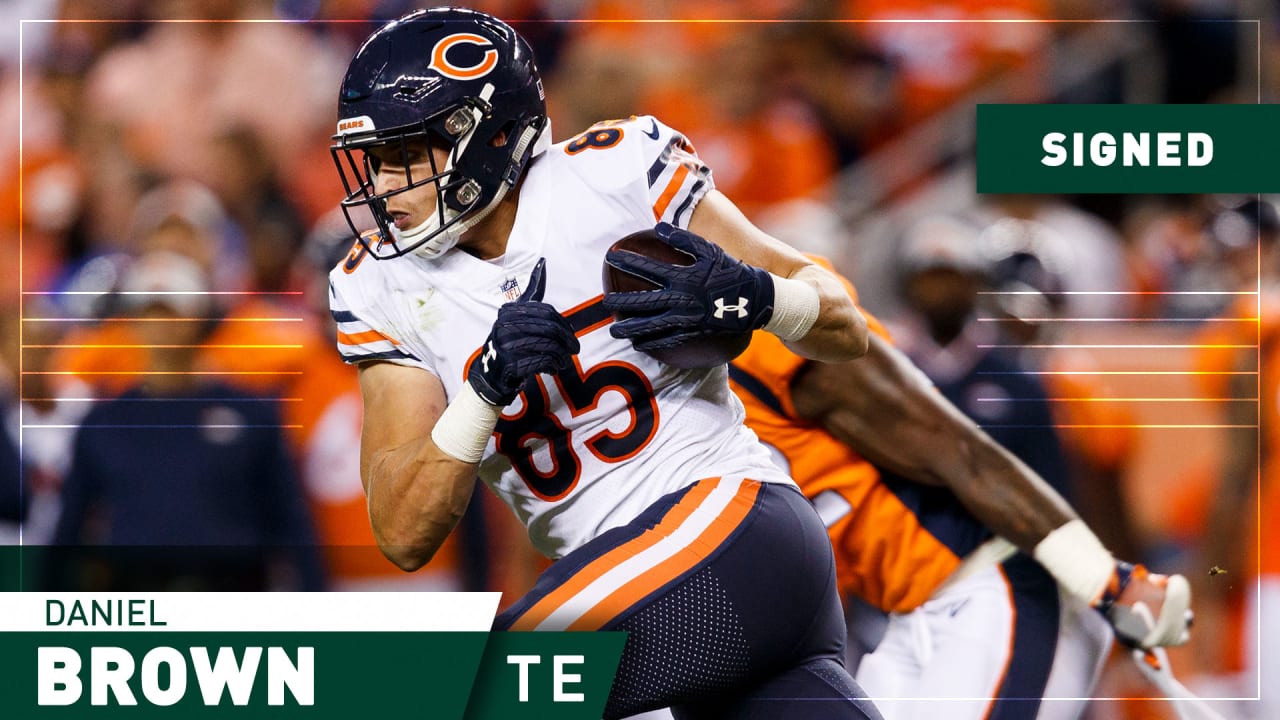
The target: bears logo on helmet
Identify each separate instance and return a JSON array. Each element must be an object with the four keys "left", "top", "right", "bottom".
[{"left": 429, "top": 33, "right": 499, "bottom": 80}]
